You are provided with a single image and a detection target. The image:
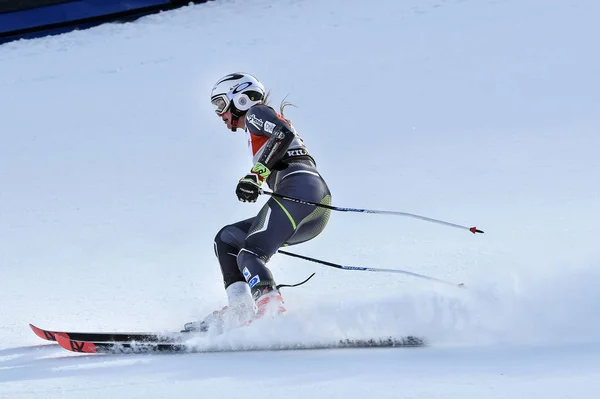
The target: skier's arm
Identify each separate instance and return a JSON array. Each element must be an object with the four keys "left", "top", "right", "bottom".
[
  {"left": 236, "top": 106, "right": 301, "bottom": 202},
  {"left": 244, "top": 106, "right": 296, "bottom": 170},
  {"left": 255, "top": 124, "right": 294, "bottom": 170}
]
